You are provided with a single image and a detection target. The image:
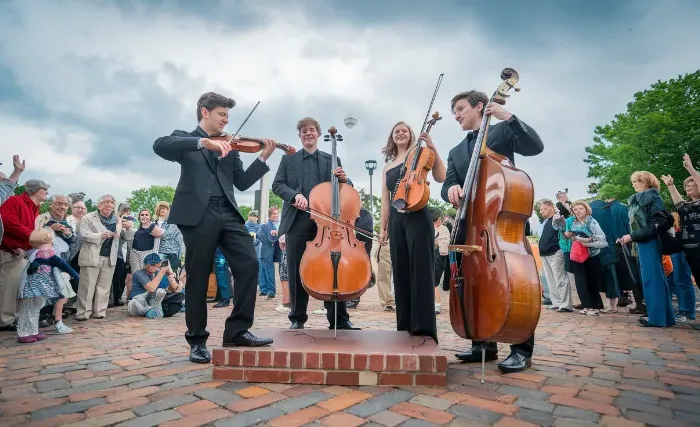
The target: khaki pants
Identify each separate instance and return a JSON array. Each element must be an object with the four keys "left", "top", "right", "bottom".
[
  {"left": 372, "top": 240, "right": 395, "bottom": 307},
  {"left": 542, "top": 250, "right": 573, "bottom": 310},
  {"left": 76, "top": 256, "right": 116, "bottom": 319},
  {"left": 0, "top": 251, "right": 27, "bottom": 327}
]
